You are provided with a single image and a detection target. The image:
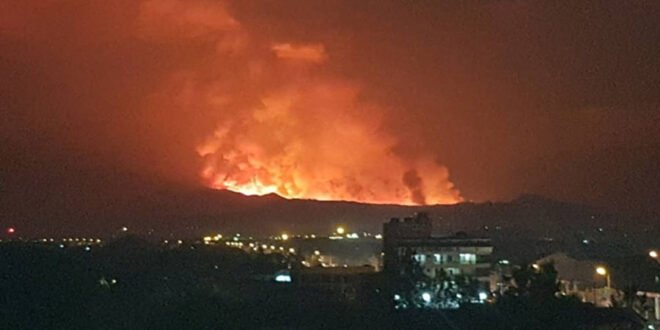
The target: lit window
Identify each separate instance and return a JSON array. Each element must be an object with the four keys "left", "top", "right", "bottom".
[
  {"left": 433, "top": 253, "right": 445, "bottom": 264},
  {"left": 446, "top": 267, "right": 461, "bottom": 275},
  {"left": 459, "top": 253, "right": 476, "bottom": 264},
  {"left": 413, "top": 254, "right": 426, "bottom": 263}
]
